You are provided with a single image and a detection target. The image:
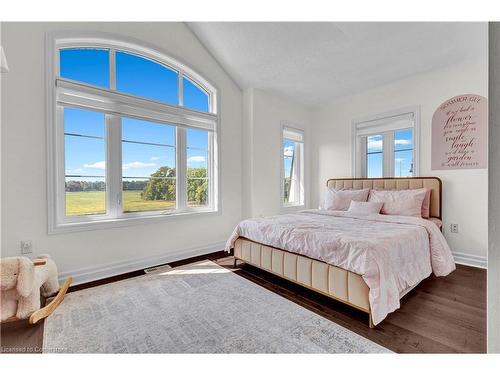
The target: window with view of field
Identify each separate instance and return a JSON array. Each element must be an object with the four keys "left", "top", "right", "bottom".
[
  {"left": 51, "top": 36, "right": 218, "bottom": 230},
  {"left": 121, "top": 118, "right": 177, "bottom": 213},
  {"left": 64, "top": 108, "right": 106, "bottom": 216}
]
